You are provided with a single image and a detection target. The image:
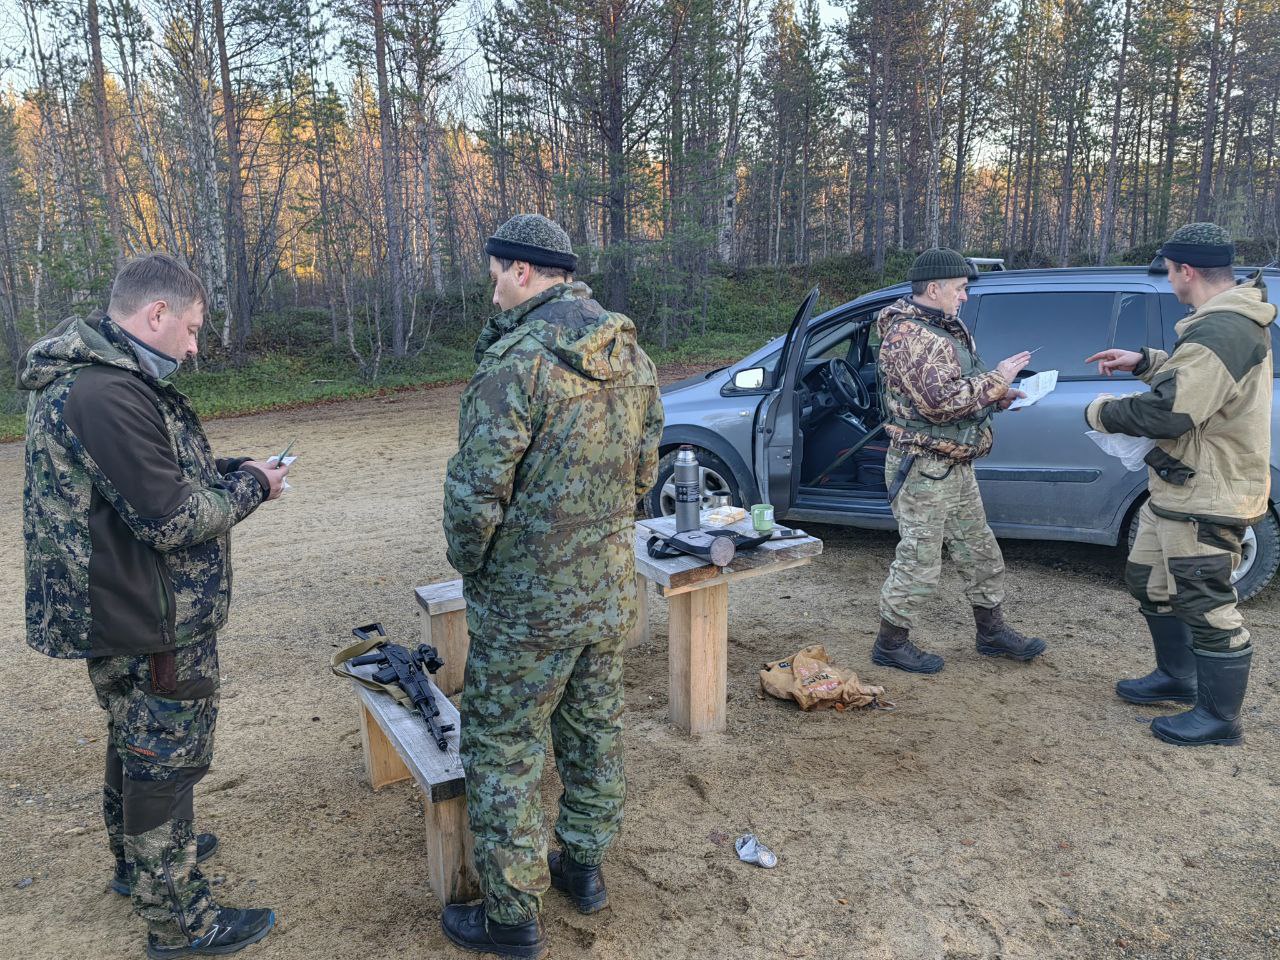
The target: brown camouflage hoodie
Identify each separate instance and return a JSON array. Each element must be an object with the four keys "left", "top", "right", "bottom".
[
  {"left": 1086, "top": 271, "right": 1275, "bottom": 525},
  {"left": 877, "top": 297, "right": 1010, "bottom": 462}
]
